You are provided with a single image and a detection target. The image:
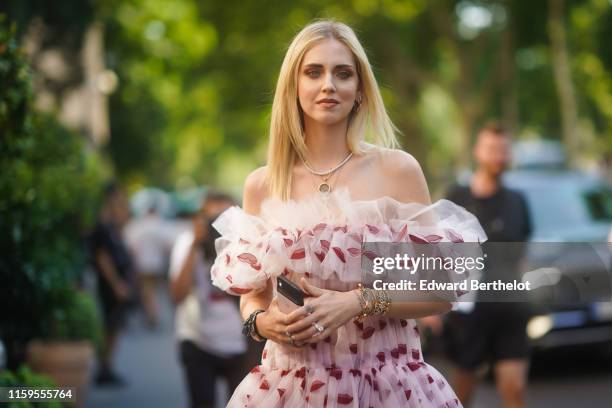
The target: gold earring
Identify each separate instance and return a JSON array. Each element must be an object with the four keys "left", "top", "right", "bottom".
[{"left": 353, "top": 96, "right": 362, "bottom": 112}]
